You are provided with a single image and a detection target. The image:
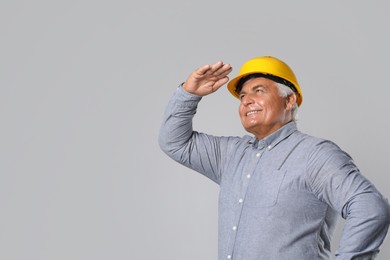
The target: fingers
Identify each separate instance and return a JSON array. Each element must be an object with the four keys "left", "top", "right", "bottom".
[
  {"left": 197, "top": 61, "right": 232, "bottom": 77},
  {"left": 197, "top": 64, "right": 212, "bottom": 76},
  {"left": 216, "top": 63, "right": 233, "bottom": 77},
  {"left": 208, "top": 61, "right": 224, "bottom": 73},
  {"left": 208, "top": 61, "right": 232, "bottom": 77},
  {"left": 184, "top": 60, "right": 232, "bottom": 96},
  {"left": 209, "top": 77, "right": 230, "bottom": 93},
  {"left": 201, "top": 74, "right": 230, "bottom": 93}
]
